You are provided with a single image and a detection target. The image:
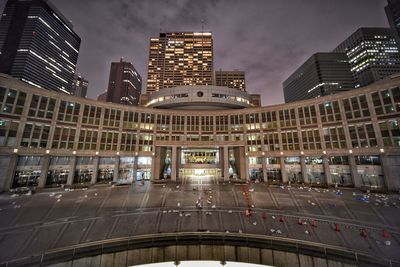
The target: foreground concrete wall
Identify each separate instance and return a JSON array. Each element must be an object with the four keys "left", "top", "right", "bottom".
[{"left": 48, "top": 244, "right": 358, "bottom": 267}]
